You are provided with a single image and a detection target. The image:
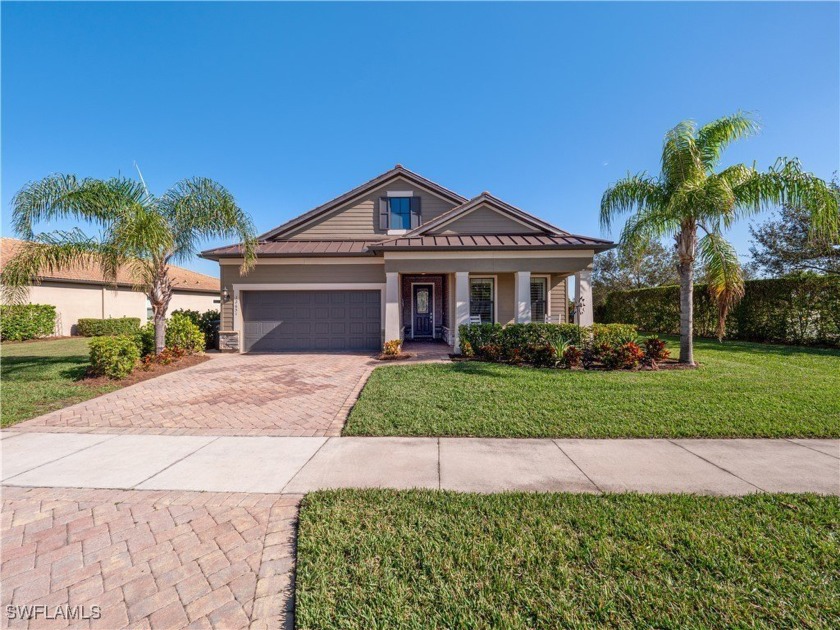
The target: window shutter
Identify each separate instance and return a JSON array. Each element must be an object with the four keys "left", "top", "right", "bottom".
[
  {"left": 409, "top": 196, "right": 421, "bottom": 229},
  {"left": 379, "top": 197, "right": 389, "bottom": 230}
]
